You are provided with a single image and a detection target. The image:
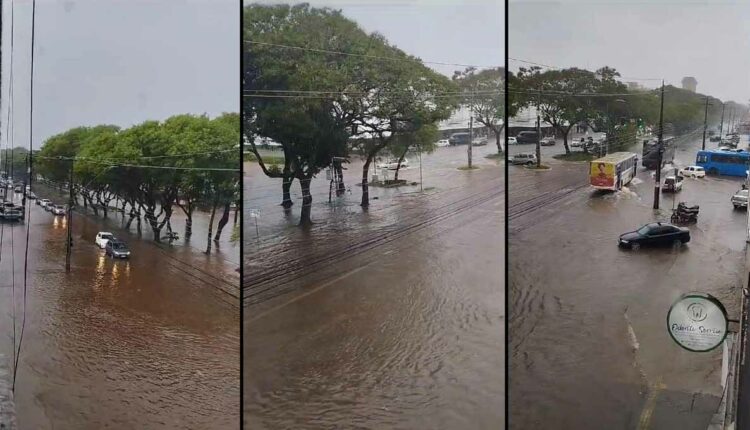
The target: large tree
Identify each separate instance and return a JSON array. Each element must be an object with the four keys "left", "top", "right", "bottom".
[{"left": 453, "top": 67, "right": 504, "bottom": 154}]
